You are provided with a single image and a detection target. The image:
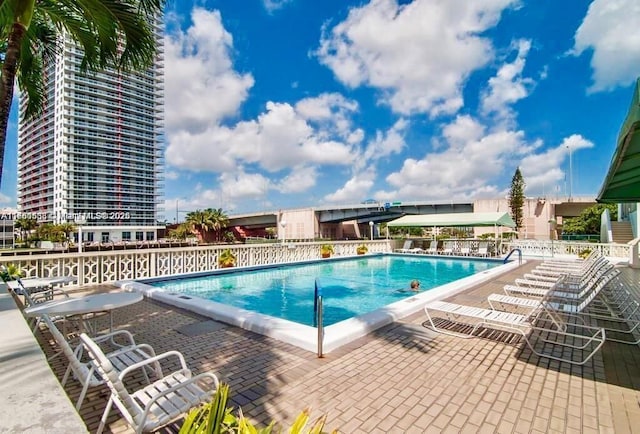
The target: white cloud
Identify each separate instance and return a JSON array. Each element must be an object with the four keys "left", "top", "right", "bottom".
[
  {"left": 519, "top": 134, "right": 594, "bottom": 195},
  {"left": 316, "top": 0, "right": 517, "bottom": 116},
  {"left": 325, "top": 120, "right": 407, "bottom": 202},
  {"left": 481, "top": 39, "right": 535, "bottom": 124},
  {"left": 324, "top": 169, "right": 376, "bottom": 203},
  {"left": 164, "top": 171, "right": 180, "bottom": 181},
  {"left": 167, "top": 97, "right": 361, "bottom": 173},
  {"left": 219, "top": 170, "right": 271, "bottom": 199},
  {"left": 263, "top": 0, "right": 293, "bottom": 13},
  {"left": 0, "top": 193, "right": 12, "bottom": 204},
  {"left": 164, "top": 11, "right": 363, "bottom": 194},
  {"left": 275, "top": 166, "right": 318, "bottom": 193},
  {"left": 382, "top": 115, "right": 534, "bottom": 200},
  {"left": 572, "top": 0, "right": 640, "bottom": 92},
  {"left": 164, "top": 8, "right": 254, "bottom": 133}
]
